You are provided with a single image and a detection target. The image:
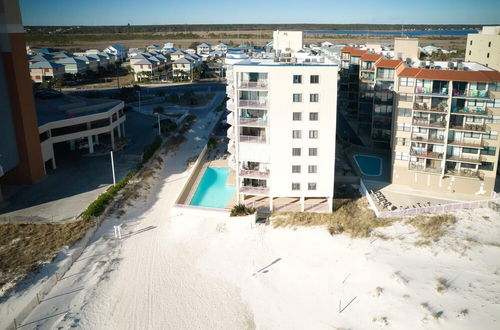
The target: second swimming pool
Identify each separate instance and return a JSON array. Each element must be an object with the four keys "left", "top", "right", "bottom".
[
  {"left": 353, "top": 154, "right": 382, "bottom": 176},
  {"left": 189, "top": 167, "right": 236, "bottom": 209}
]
